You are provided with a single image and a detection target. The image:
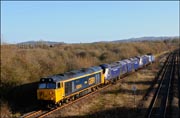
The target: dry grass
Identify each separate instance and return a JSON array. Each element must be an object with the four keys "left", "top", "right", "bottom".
[{"left": 0, "top": 102, "right": 11, "bottom": 118}]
